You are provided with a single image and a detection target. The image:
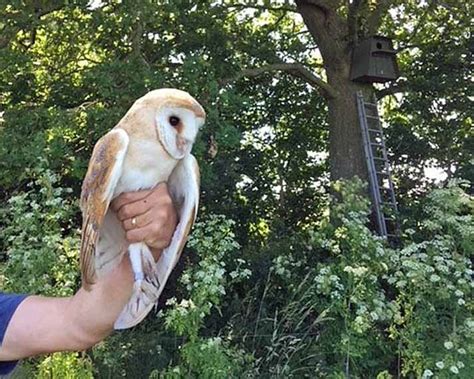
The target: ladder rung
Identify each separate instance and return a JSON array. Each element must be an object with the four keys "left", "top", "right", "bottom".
[
  {"left": 373, "top": 157, "right": 386, "bottom": 161},
  {"left": 376, "top": 171, "right": 390, "bottom": 175},
  {"left": 368, "top": 128, "right": 382, "bottom": 133},
  {"left": 370, "top": 142, "right": 384, "bottom": 147},
  {"left": 366, "top": 115, "right": 379, "bottom": 120},
  {"left": 364, "top": 102, "right": 378, "bottom": 107},
  {"left": 380, "top": 202, "right": 396, "bottom": 207}
]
